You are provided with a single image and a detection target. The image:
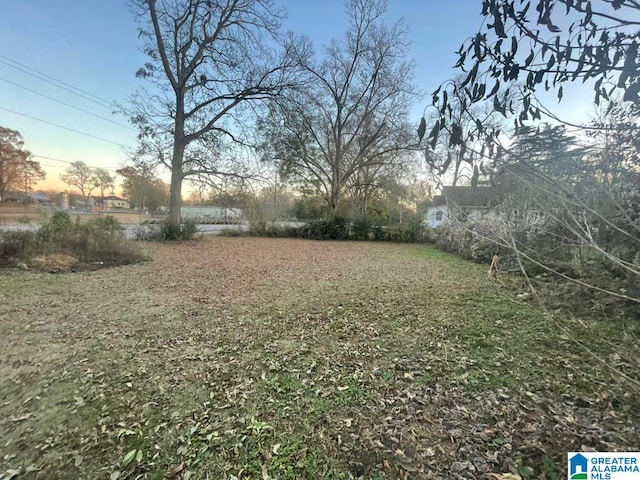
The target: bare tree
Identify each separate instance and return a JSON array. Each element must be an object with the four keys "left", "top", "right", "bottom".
[
  {"left": 93, "top": 168, "right": 115, "bottom": 198},
  {"left": 60, "top": 161, "right": 97, "bottom": 200},
  {"left": 259, "top": 0, "right": 418, "bottom": 217},
  {"left": 128, "top": 0, "right": 306, "bottom": 224}
]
